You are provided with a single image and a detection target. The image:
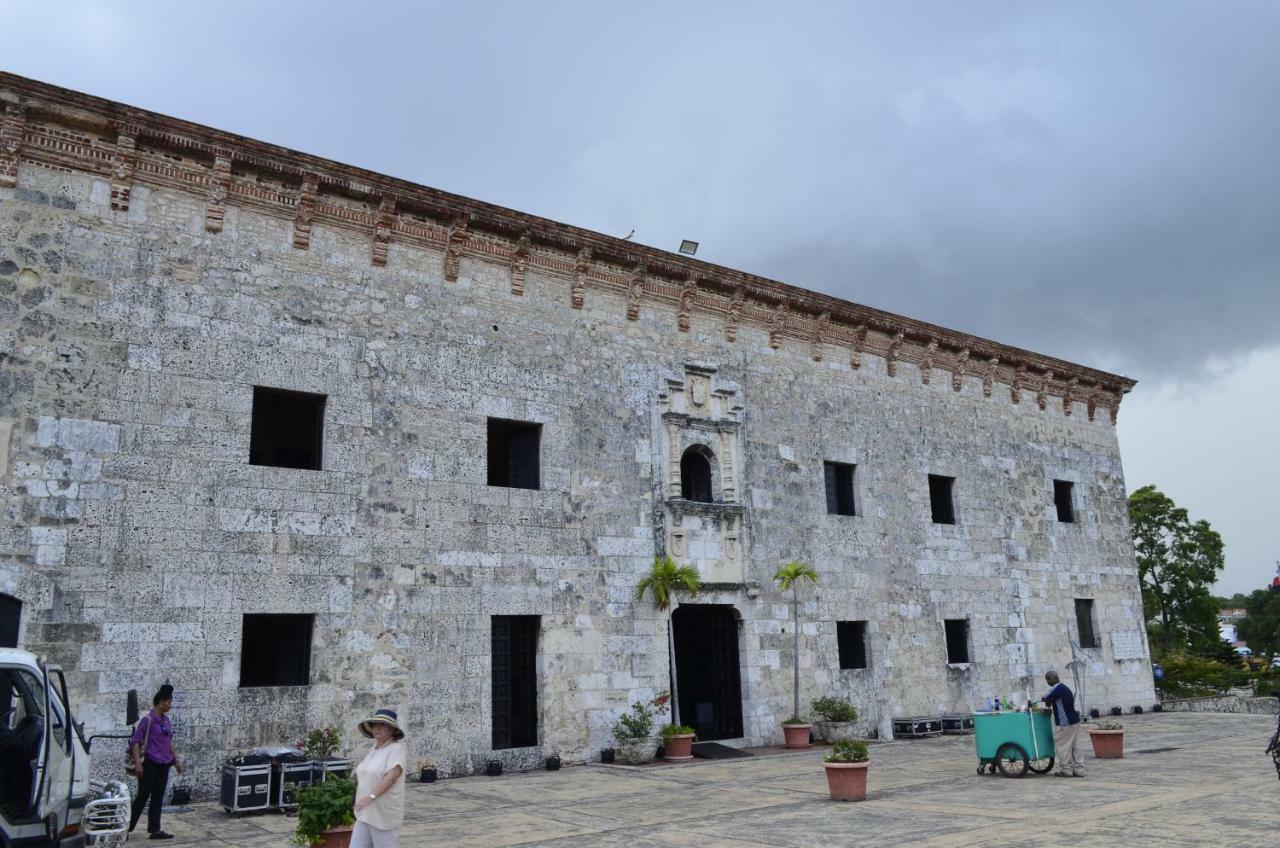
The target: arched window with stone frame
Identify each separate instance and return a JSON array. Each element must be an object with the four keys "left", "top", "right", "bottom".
[{"left": 680, "top": 444, "right": 718, "bottom": 502}]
